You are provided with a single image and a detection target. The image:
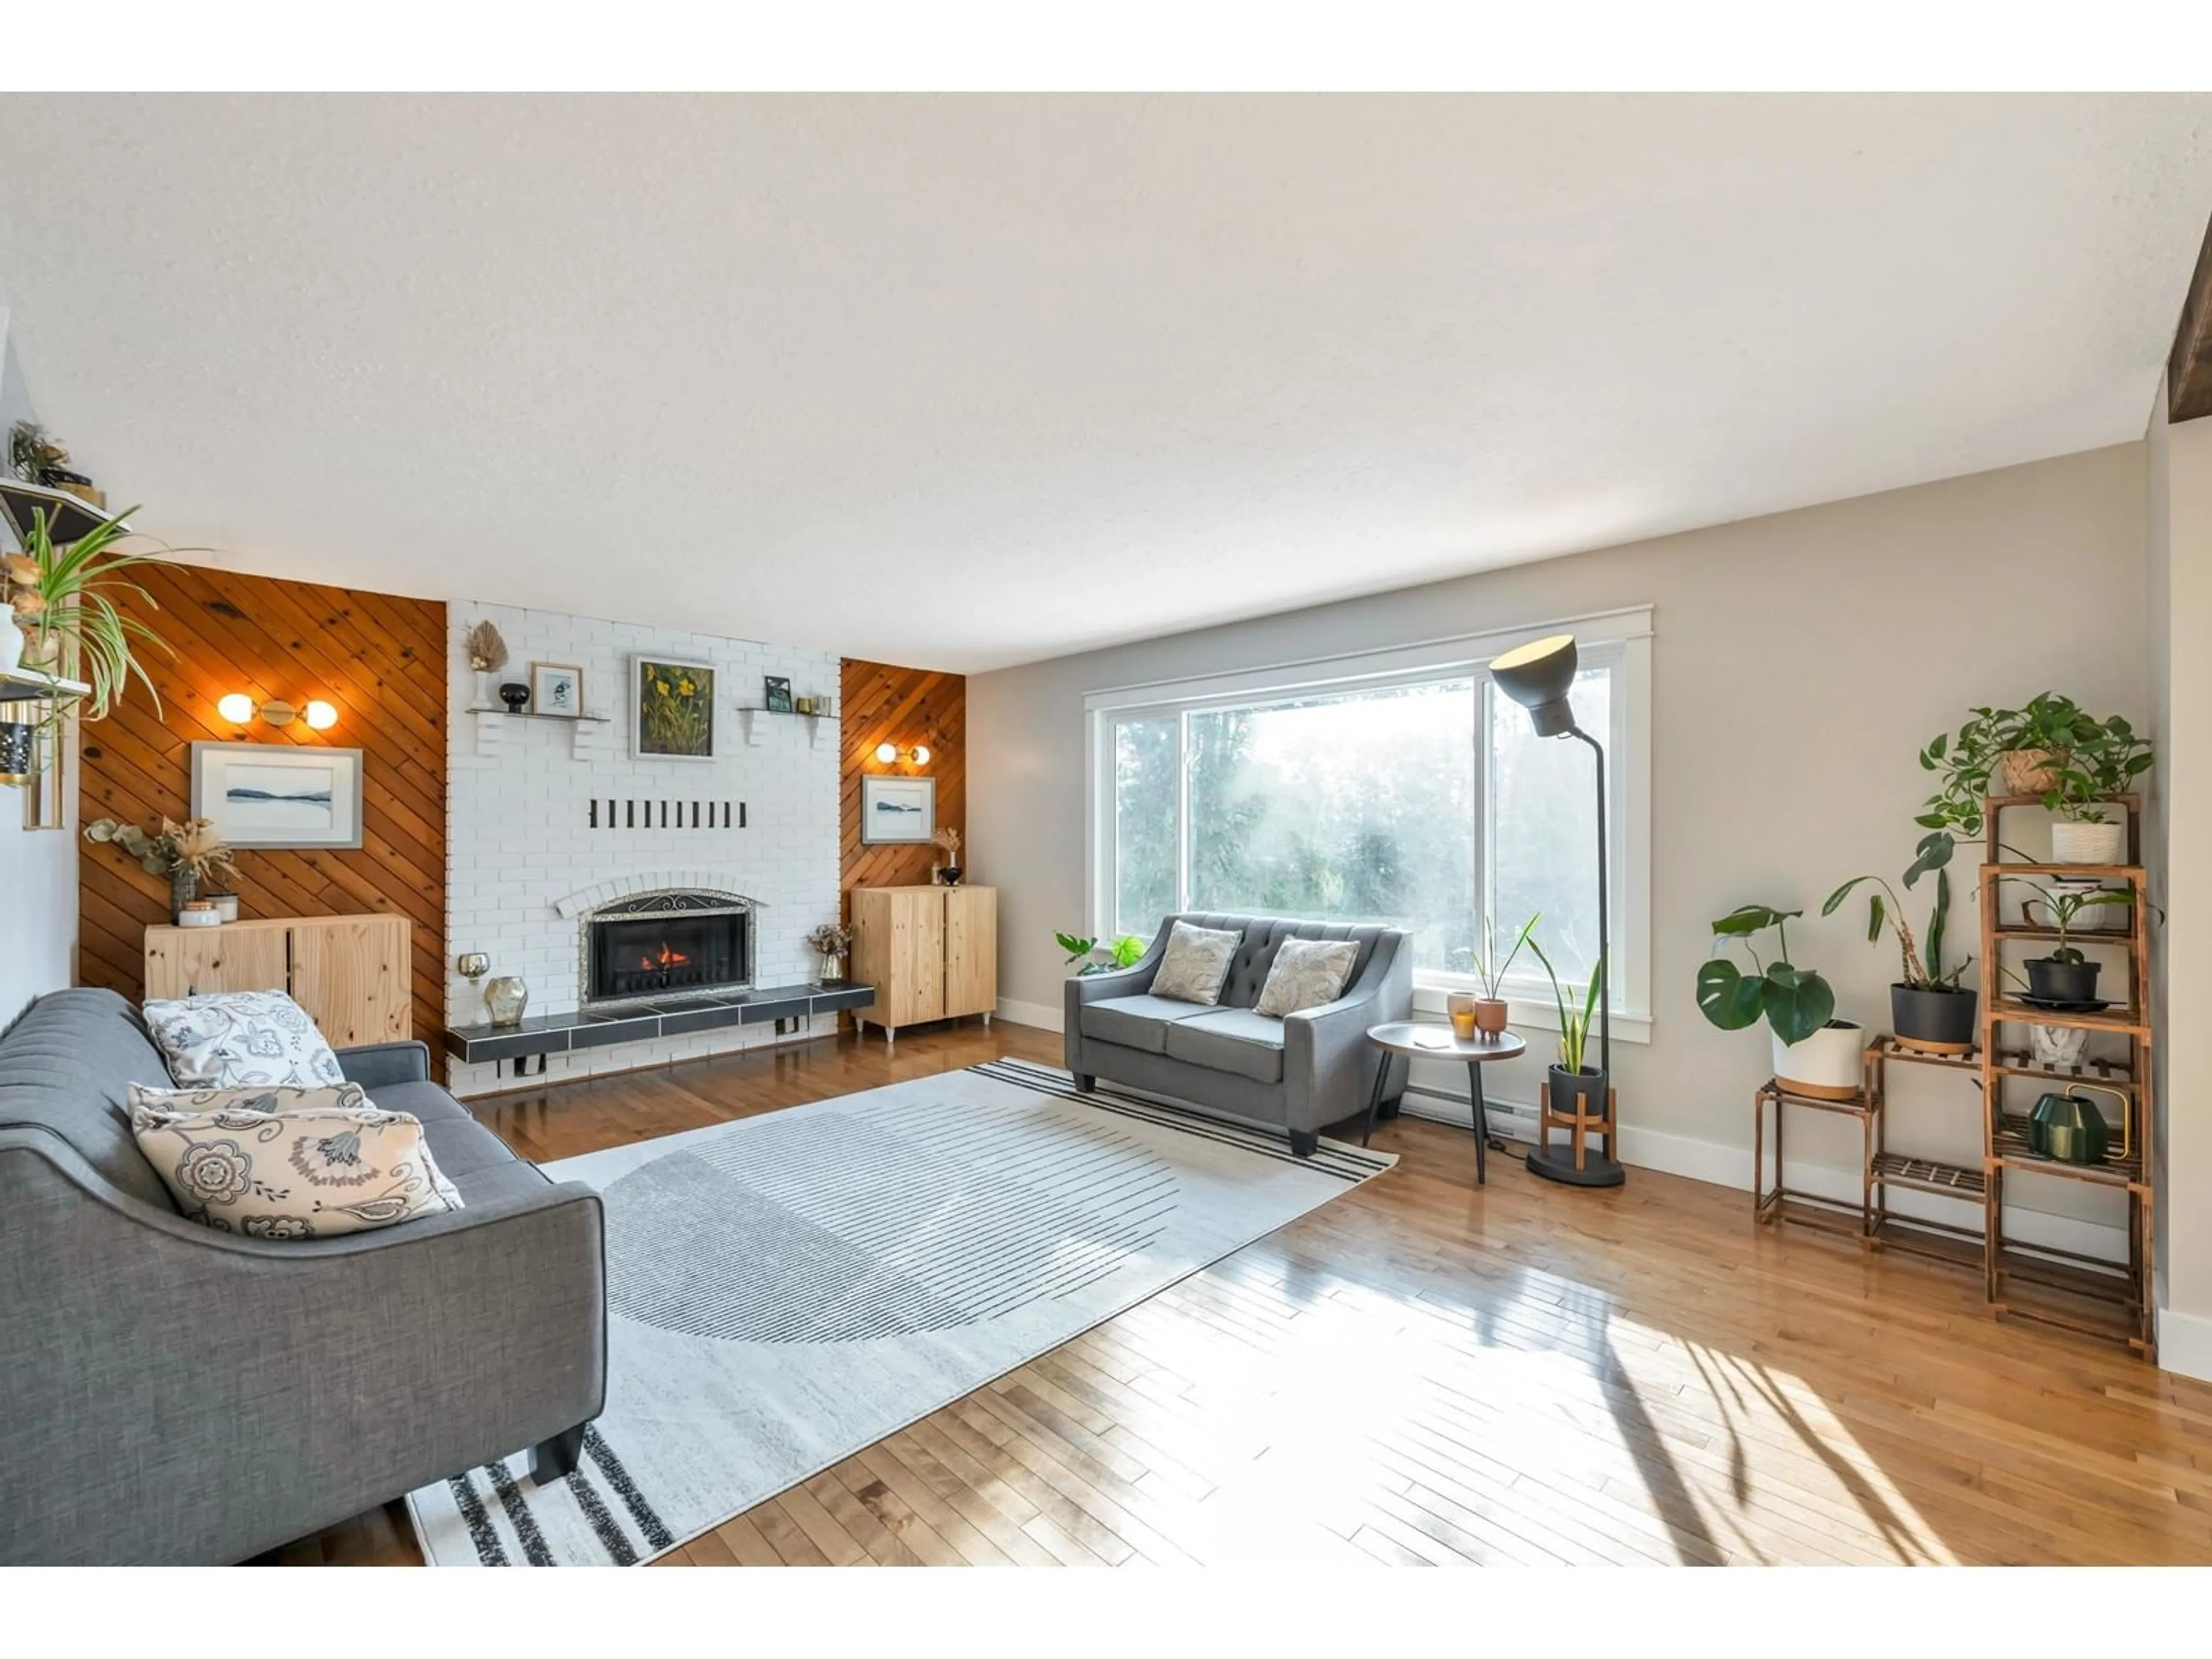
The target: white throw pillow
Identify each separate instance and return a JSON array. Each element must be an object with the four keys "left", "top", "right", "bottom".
[
  {"left": 142, "top": 989, "right": 344, "bottom": 1089},
  {"left": 130, "top": 1081, "right": 463, "bottom": 1238},
  {"left": 1150, "top": 921, "right": 1243, "bottom": 1006},
  {"left": 1253, "top": 938, "right": 1361, "bottom": 1017}
]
